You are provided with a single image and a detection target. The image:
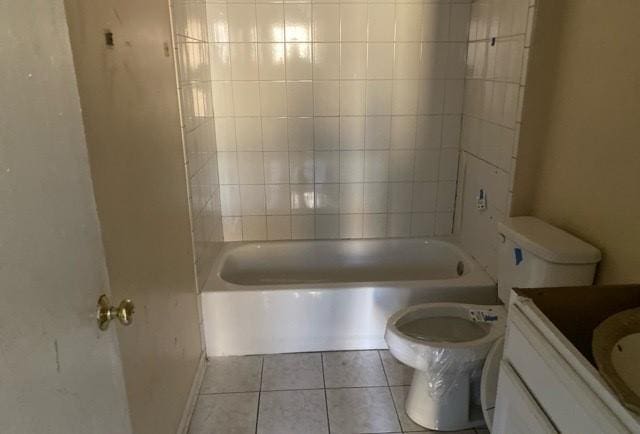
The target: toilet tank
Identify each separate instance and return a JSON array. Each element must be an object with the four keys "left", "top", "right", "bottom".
[{"left": 497, "top": 217, "right": 602, "bottom": 303}]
